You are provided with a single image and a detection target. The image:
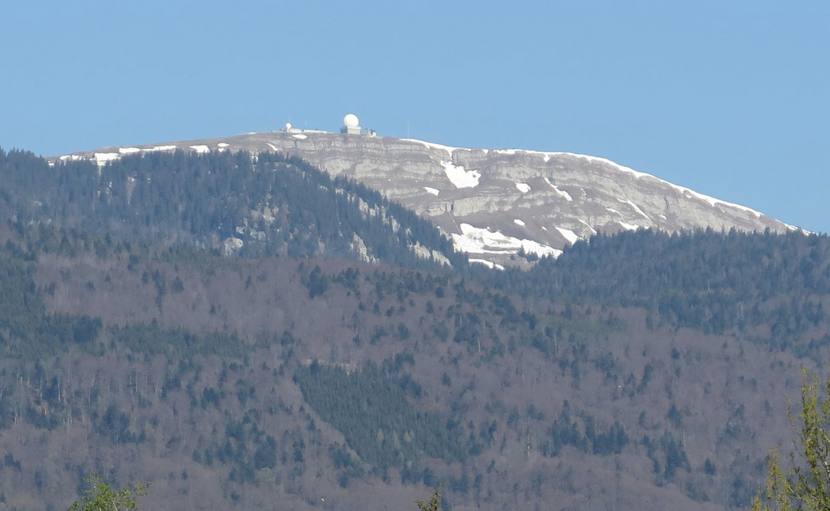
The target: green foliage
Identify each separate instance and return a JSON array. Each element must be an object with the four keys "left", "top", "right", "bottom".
[
  {"left": 541, "top": 402, "right": 629, "bottom": 458},
  {"left": 415, "top": 489, "right": 441, "bottom": 511},
  {"left": 704, "top": 458, "right": 717, "bottom": 476},
  {"left": 67, "top": 474, "right": 148, "bottom": 511},
  {"left": 753, "top": 368, "right": 830, "bottom": 510},
  {"left": 294, "top": 361, "right": 464, "bottom": 469},
  {"left": 92, "top": 405, "right": 138, "bottom": 444},
  {"left": 660, "top": 431, "right": 691, "bottom": 480},
  {"left": 0, "top": 241, "right": 102, "bottom": 359},
  {"left": 329, "top": 443, "right": 365, "bottom": 488},
  {"left": 158, "top": 243, "right": 242, "bottom": 276},
  {"left": 109, "top": 322, "right": 247, "bottom": 359},
  {"left": 303, "top": 265, "right": 330, "bottom": 298}
]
